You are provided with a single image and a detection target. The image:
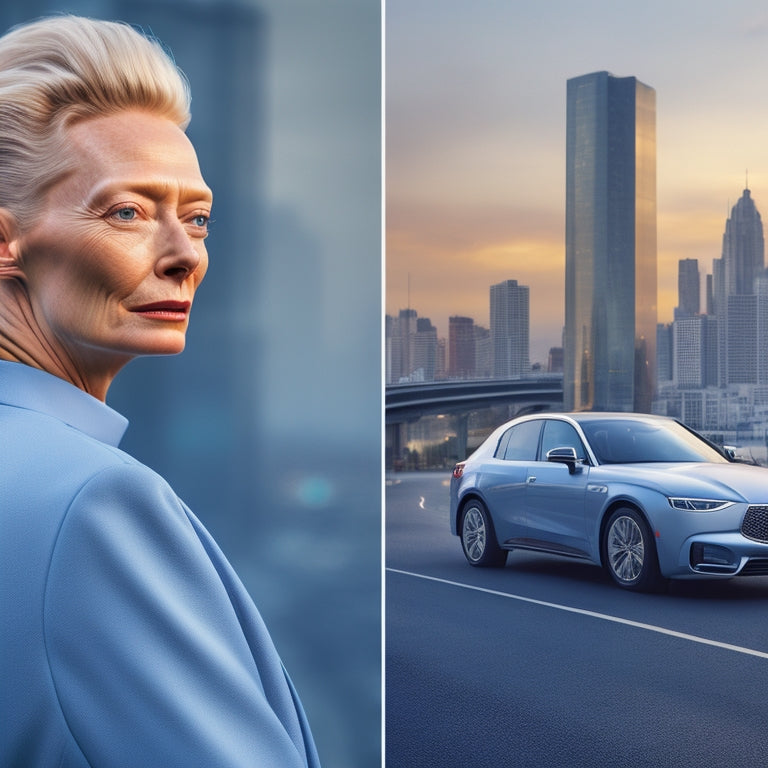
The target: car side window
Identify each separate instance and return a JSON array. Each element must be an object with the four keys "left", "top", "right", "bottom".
[
  {"left": 540, "top": 420, "right": 587, "bottom": 462},
  {"left": 494, "top": 420, "right": 542, "bottom": 461}
]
